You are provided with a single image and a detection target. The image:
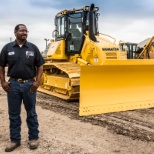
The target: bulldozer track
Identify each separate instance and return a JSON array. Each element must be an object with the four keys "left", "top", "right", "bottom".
[
  {"left": 39, "top": 62, "right": 80, "bottom": 100},
  {"left": 37, "top": 92, "right": 154, "bottom": 142}
]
